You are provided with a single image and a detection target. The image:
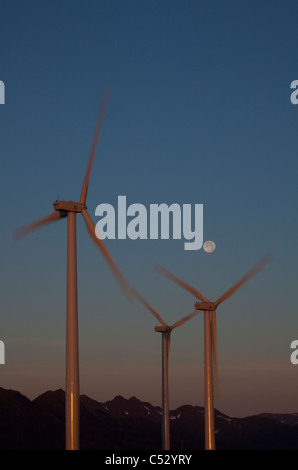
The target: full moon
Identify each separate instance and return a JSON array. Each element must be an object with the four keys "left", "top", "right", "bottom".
[{"left": 203, "top": 240, "right": 216, "bottom": 253}]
